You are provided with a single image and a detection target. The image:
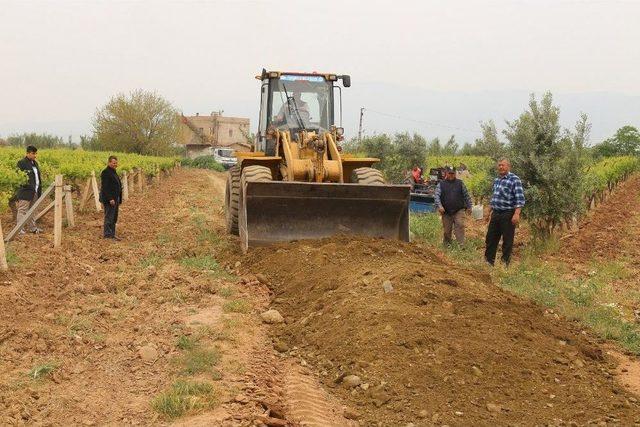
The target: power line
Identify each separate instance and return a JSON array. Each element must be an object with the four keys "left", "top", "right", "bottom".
[{"left": 363, "top": 108, "right": 482, "bottom": 135}]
